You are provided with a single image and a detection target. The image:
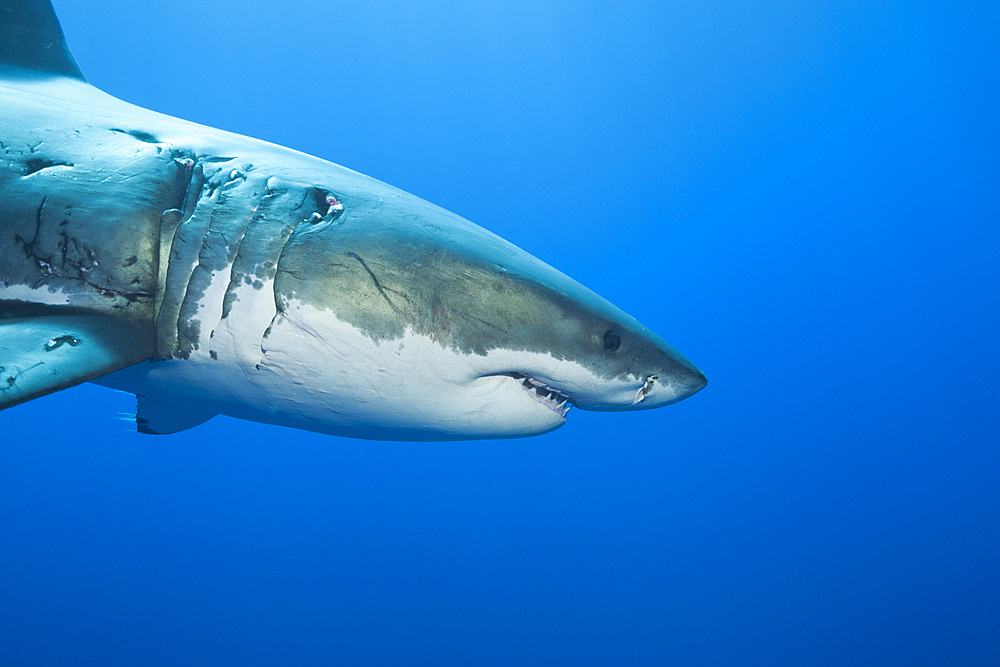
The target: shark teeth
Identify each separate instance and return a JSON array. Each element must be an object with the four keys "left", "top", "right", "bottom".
[{"left": 509, "top": 372, "right": 573, "bottom": 418}]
